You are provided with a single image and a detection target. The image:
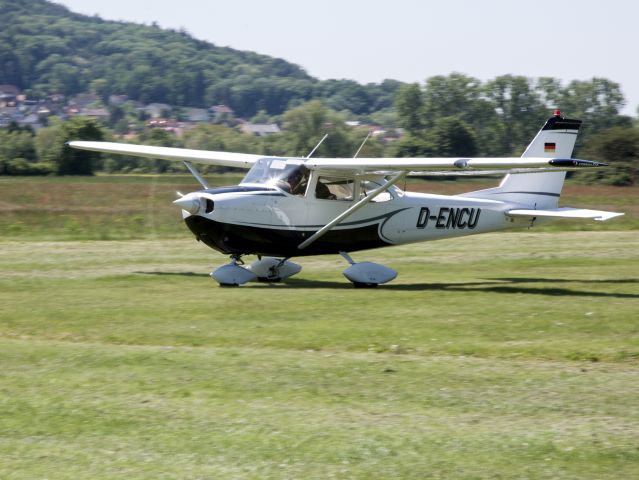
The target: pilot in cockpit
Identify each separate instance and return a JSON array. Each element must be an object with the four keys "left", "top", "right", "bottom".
[{"left": 280, "top": 167, "right": 309, "bottom": 196}]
